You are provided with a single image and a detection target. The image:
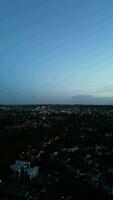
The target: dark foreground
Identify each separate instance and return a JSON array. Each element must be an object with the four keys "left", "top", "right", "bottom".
[{"left": 0, "top": 105, "right": 113, "bottom": 200}]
